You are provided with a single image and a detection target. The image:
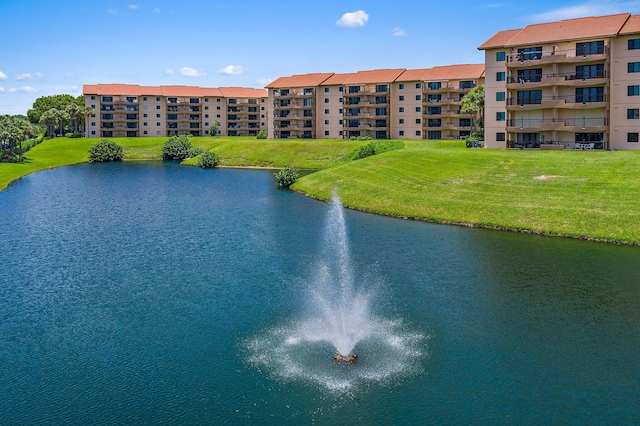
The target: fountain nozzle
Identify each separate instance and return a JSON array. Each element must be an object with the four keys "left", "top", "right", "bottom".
[{"left": 333, "top": 352, "right": 358, "bottom": 365}]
